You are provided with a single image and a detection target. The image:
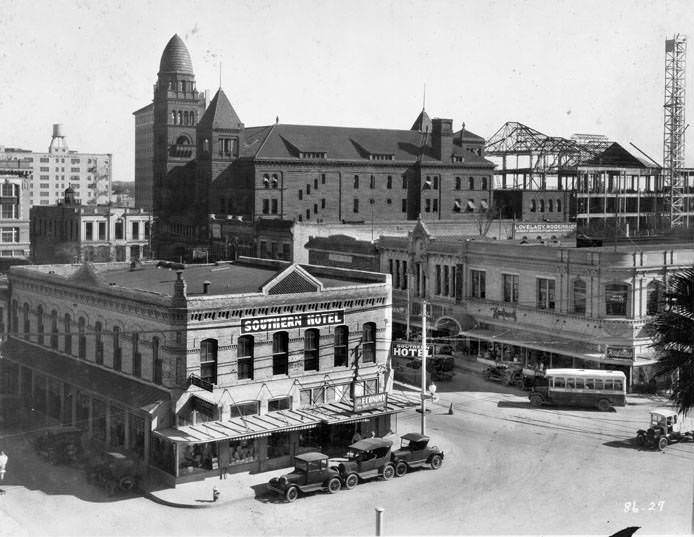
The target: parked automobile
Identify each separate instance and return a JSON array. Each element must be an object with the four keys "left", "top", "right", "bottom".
[
  {"left": 86, "top": 451, "right": 142, "bottom": 495},
  {"left": 331, "top": 438, "right": 395, "bottom": 489},
  {"left": 34, "top": 425, "right": 84, "bottom": 465},
  {"left": 390, "top": 433, "right": 444, "bottom": 476},
  {"left": 484, "top": 363, "right": 521, "bottom": 384},
  {"left": 267, "top": 452, "right": 342, "bottom": 502},
  {"left": 636, "top": 408, "right": 694, "bottom": 450}
]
